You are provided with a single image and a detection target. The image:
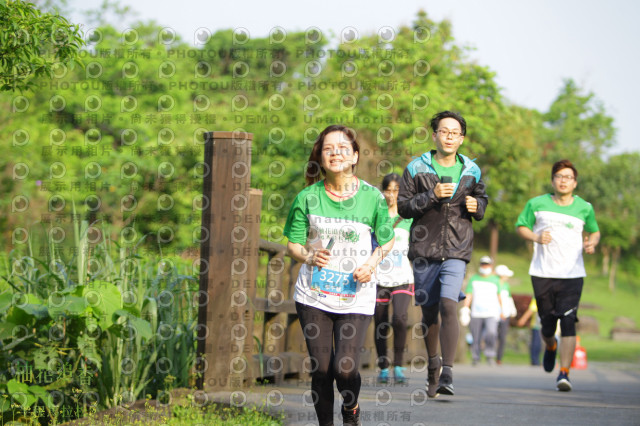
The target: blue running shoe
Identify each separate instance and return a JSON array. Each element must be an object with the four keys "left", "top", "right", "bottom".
[
  {"left": 394, "top": 366, "right": 406, "bottom": 384},
  {"left": 378, "top": 368, "right": 389, "bottom": 383},
  {"left": 556, "top": 371, "right": 572, "bottom": 391},
  {"left": 543, "top": 338, "right": 557, "bottom": 373}
]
